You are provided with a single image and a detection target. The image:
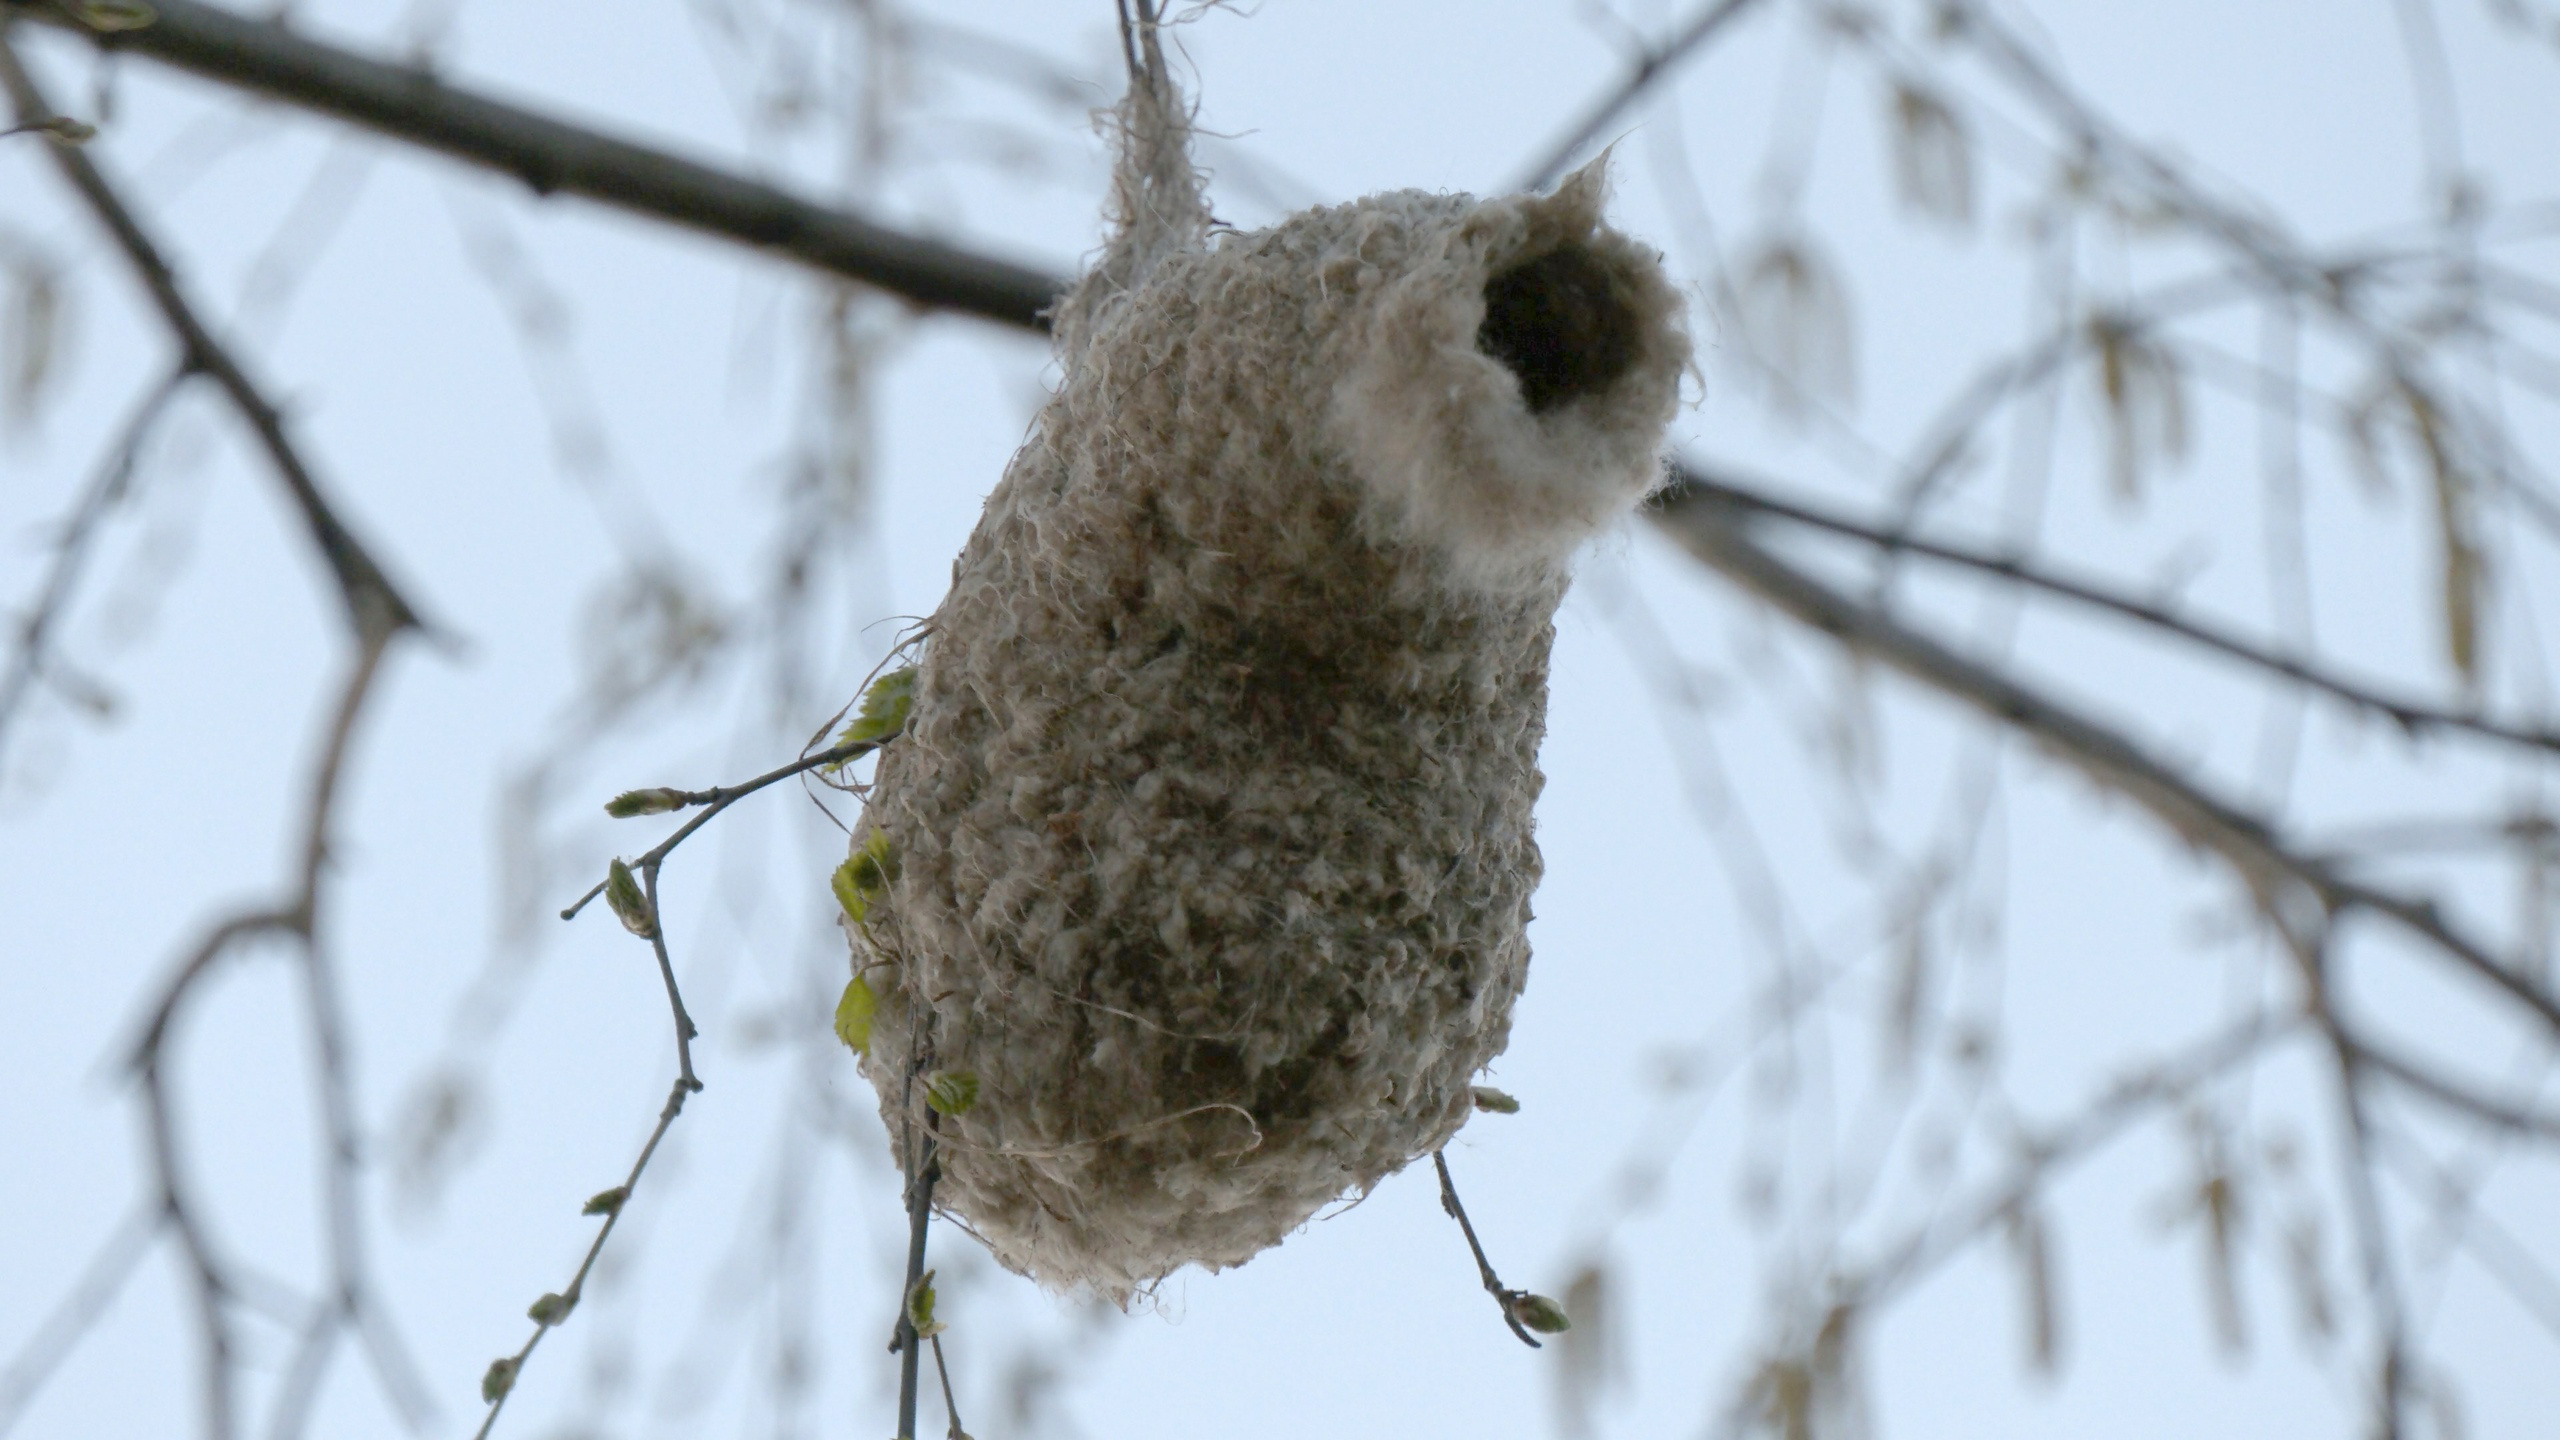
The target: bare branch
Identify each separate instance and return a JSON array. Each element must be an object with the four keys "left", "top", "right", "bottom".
[
  {"left": 637, "top": 862, "right": 702, "bottom": 1094},
  {"left": 892, "top": 1093, "right": 942, "bottom": 1440},
  {"left": 5, "top": 0, "right": 1062, "bottom": 332},
  {"left": 1680, "top": 462, "right": 2560, "bottom": 758},
  {"left": 0, "top": 30, "right": 420, "bottom": 644},
  {"left": 0, "top": 1203, "right": 160, "bottom": 1433},
  {"left": 0, "top": 364, "right": 189, "bottom": 772},
  {"left": 1433, "top": 1149, "right": 1550, "bottom": 1349},
  {"left": 2319, "top": 1018, "right": 2414, "bottom": 1440},
  {"left": 110, "top": 622, "right": 418, "bottom": 1440},
  {"left": 483, "top": 723, "right": 901, "bottom": 1434},
  {"left": 469, "top": 1077, "right": 698, "bottom": 1440},
  {"left": 1650, "top": 468, "right": 2560, "bottom": 1038},
  {"left": 557, "top": 729, "right": 896, "bottom": 922},
  {"left": 1849, "top": 1011, "right": 2295, "bottom": 1306},
  {"left": 2347, "top": 1033, "right": 2560, "bottom": 1141},
  {"left": 1513, "top": 0, "right": 1775, "bottom": 192}
]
